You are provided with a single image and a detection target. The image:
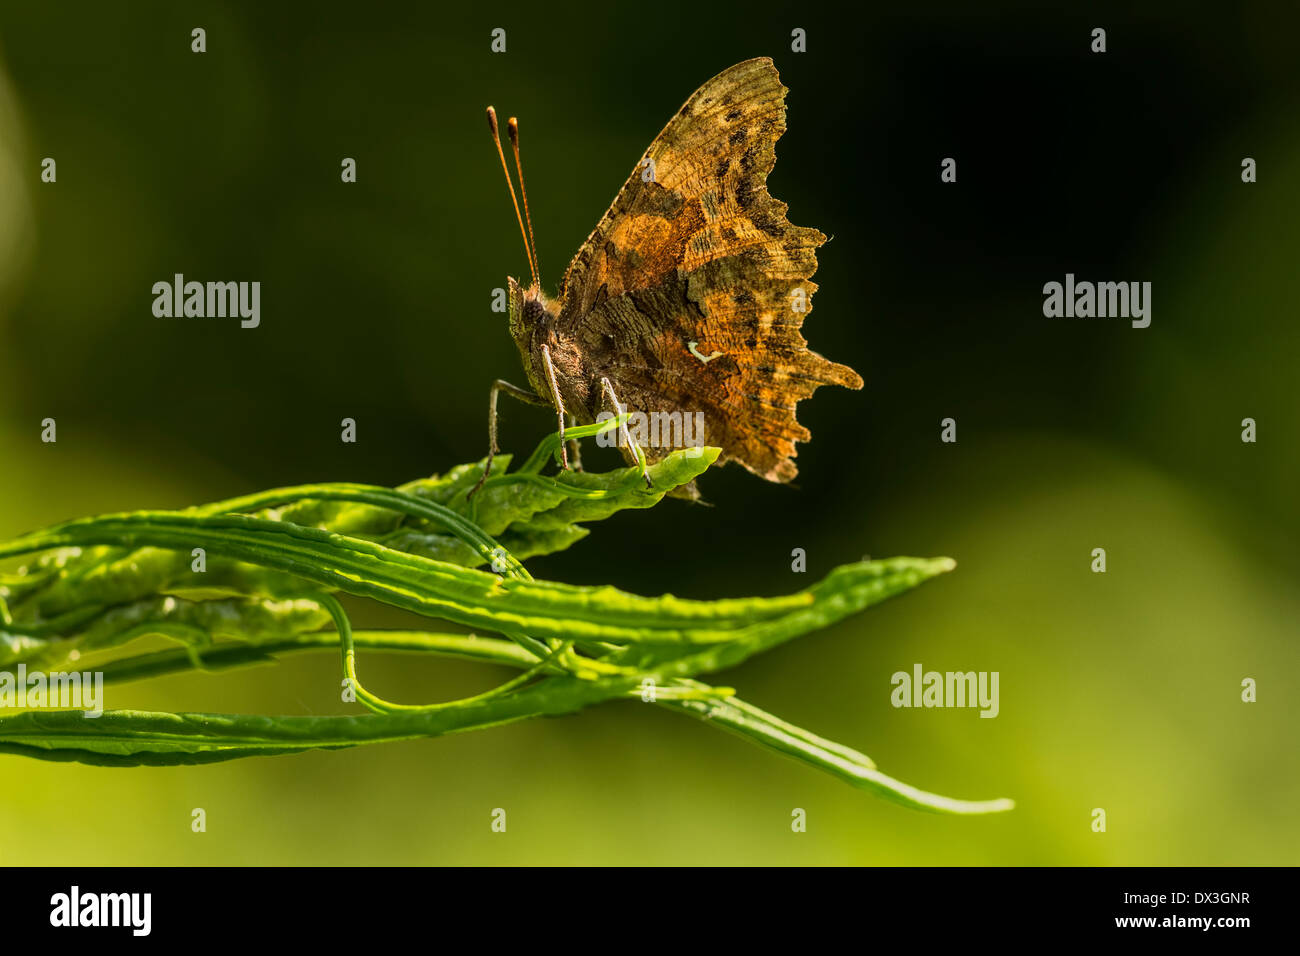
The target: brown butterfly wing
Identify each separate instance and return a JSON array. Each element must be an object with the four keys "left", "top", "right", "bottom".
[{"left": 557, "top": 57, "right": 862, "bottom": 484}]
